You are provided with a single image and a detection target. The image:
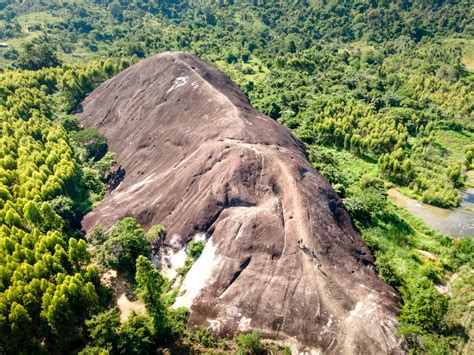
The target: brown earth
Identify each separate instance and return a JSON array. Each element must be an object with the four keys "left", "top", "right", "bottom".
[{"left": 77, "top": 52, "right": 404, "bottom": 354}]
